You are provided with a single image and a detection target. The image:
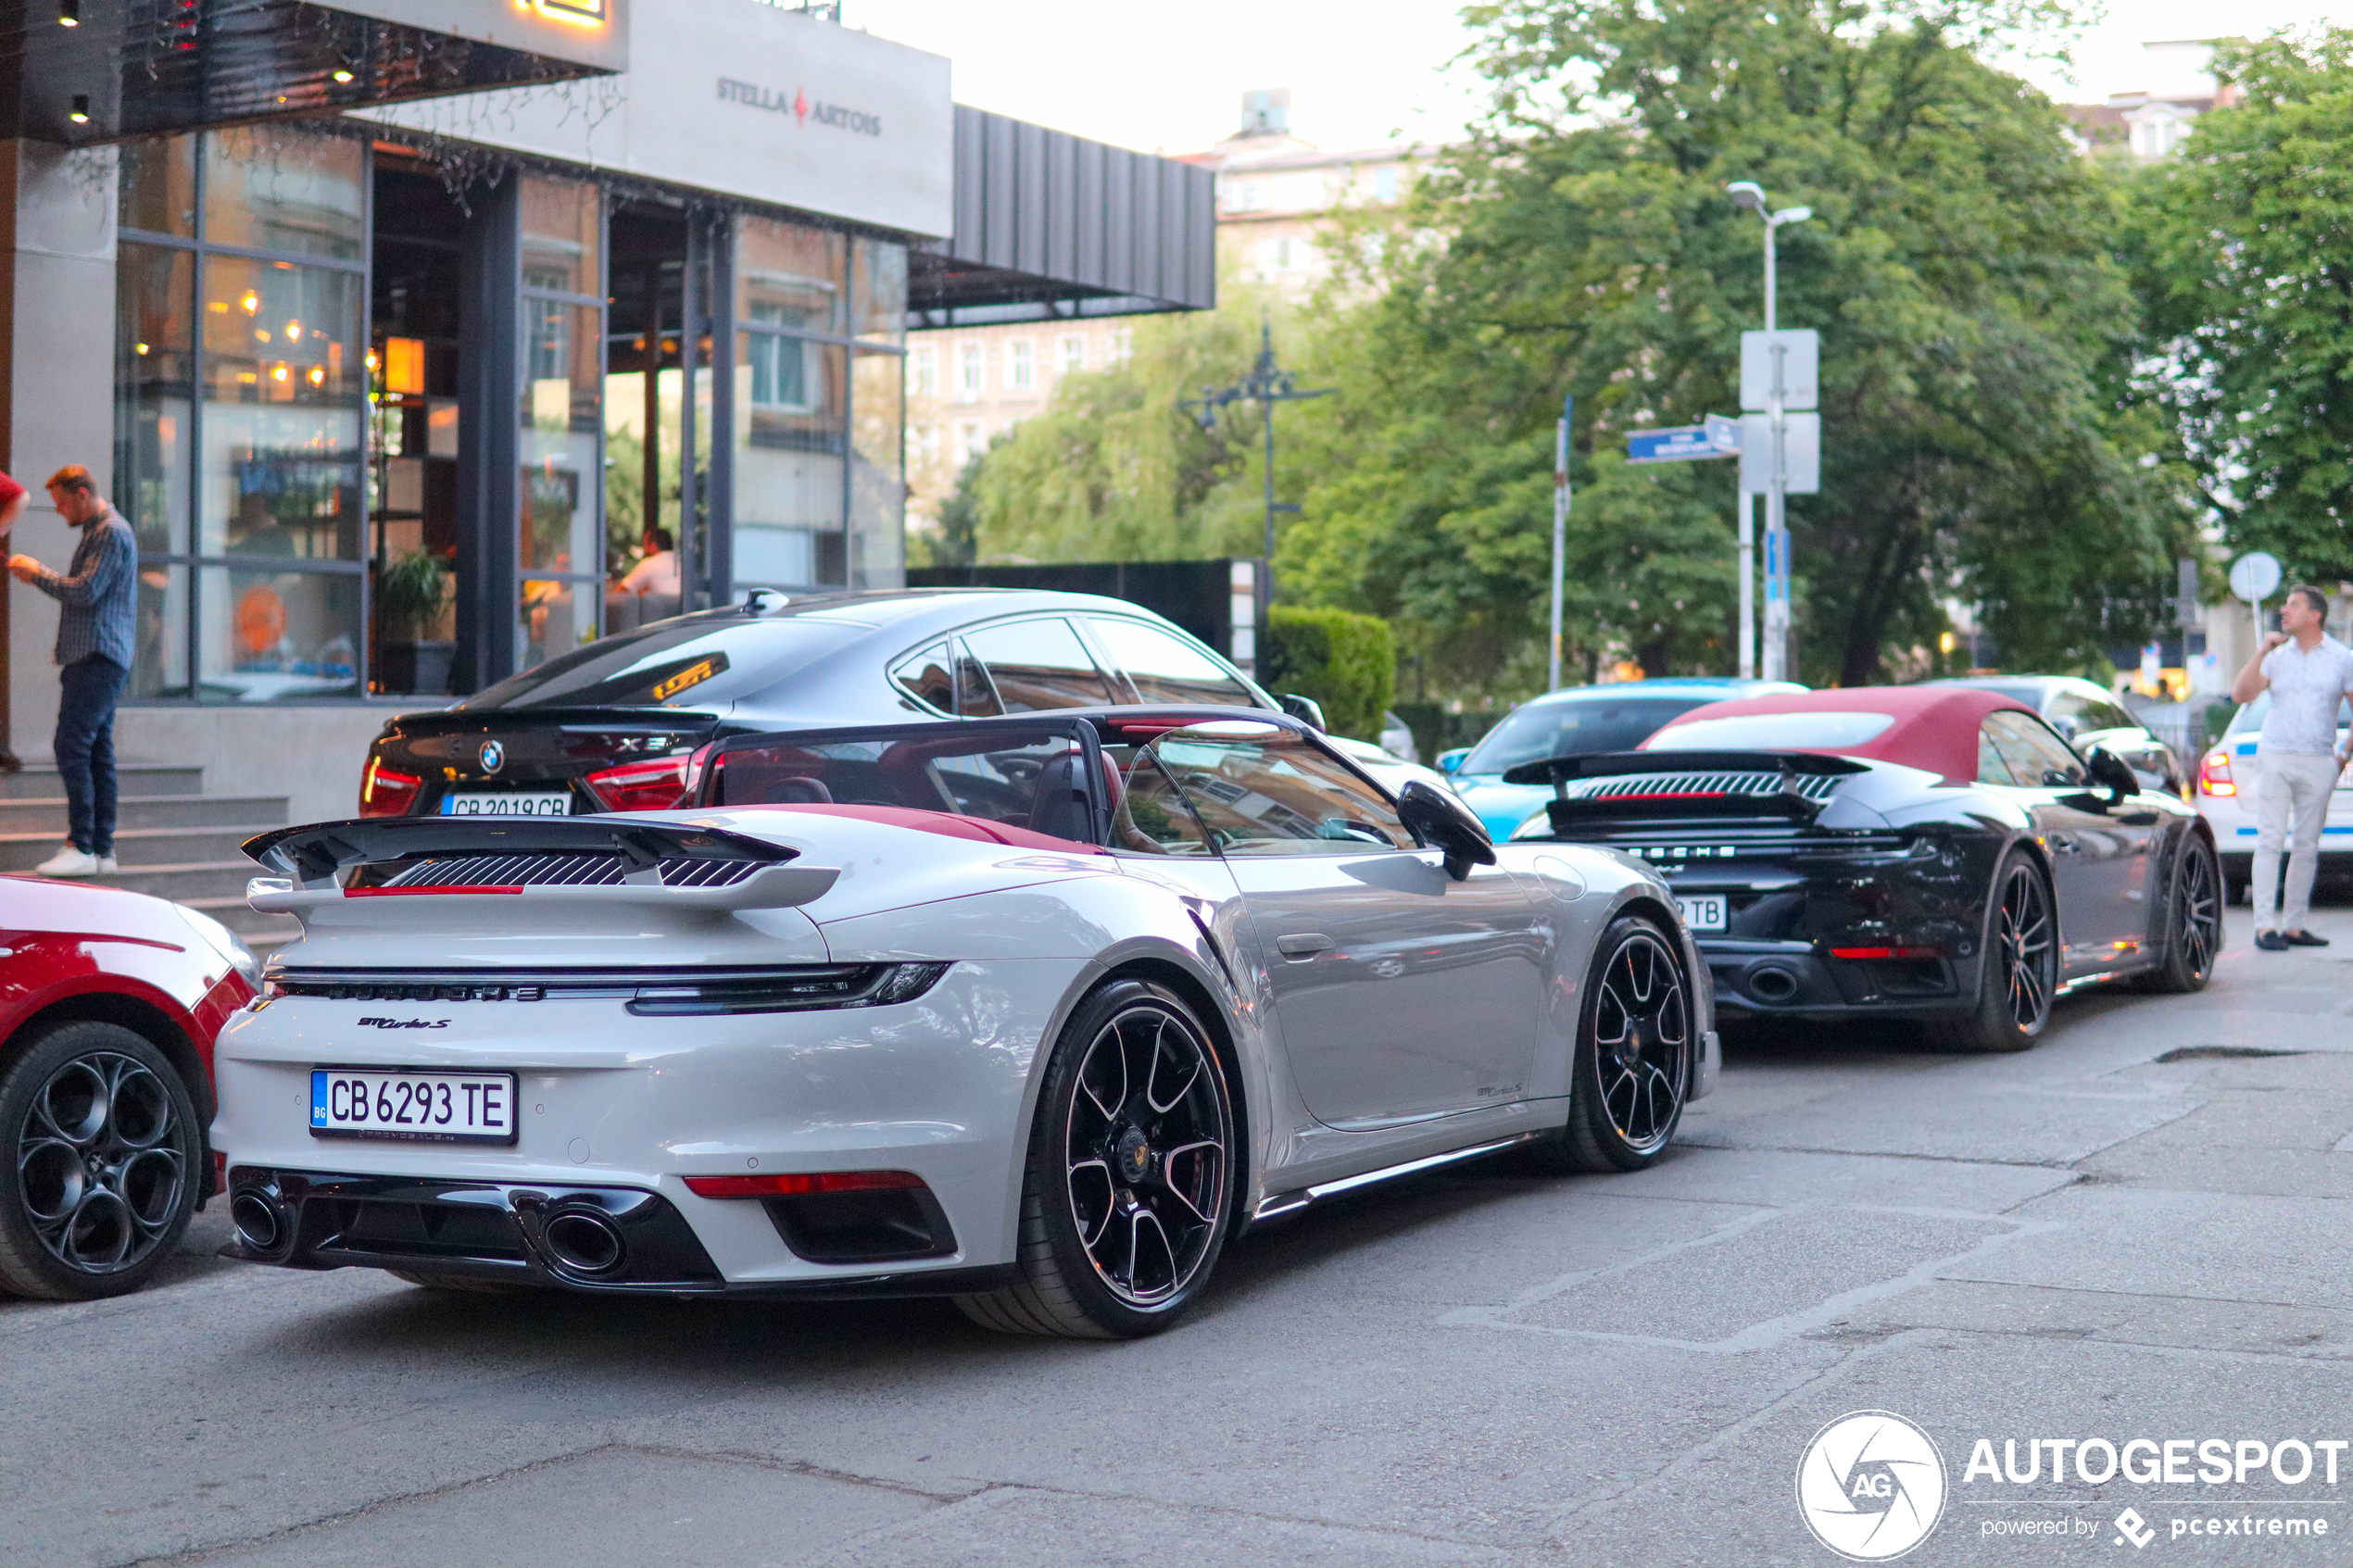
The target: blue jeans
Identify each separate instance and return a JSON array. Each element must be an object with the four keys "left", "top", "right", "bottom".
[{"left": 55, "top": 656, "right": 127, "bottom": 856}]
